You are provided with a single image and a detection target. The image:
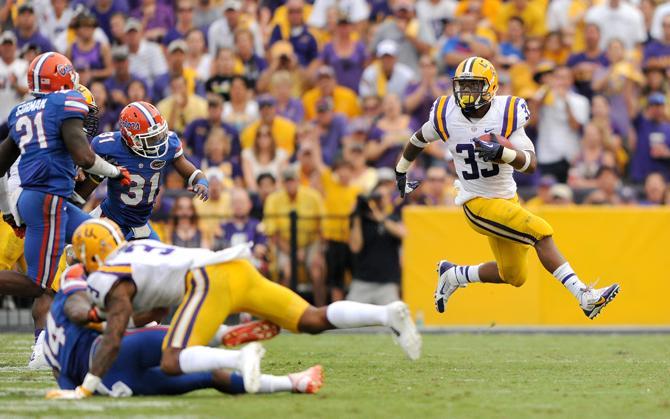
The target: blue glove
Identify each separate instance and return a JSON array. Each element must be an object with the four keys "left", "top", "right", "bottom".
[
  {"left": 472, "top": 134, "right": 504, "bottom": 162},
  {"left": 190, "top": 178, "right": 209, "bottom": 201}
]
